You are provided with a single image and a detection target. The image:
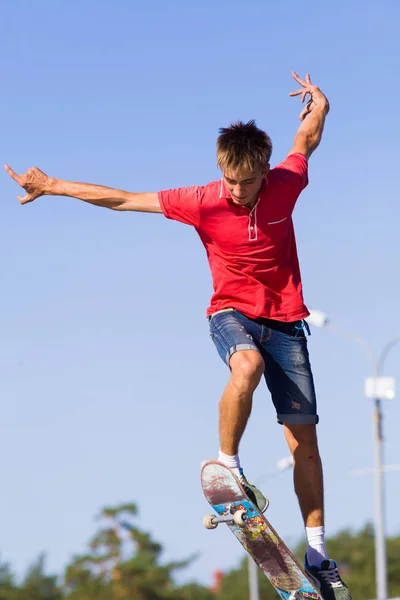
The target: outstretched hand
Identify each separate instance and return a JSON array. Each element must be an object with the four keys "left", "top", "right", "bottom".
[
  {"left": 289, "top": 71, "right": 329, "bottom": 121},
  {"left": 4, "top": 164, "right": 53, "bottom": 204}
]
